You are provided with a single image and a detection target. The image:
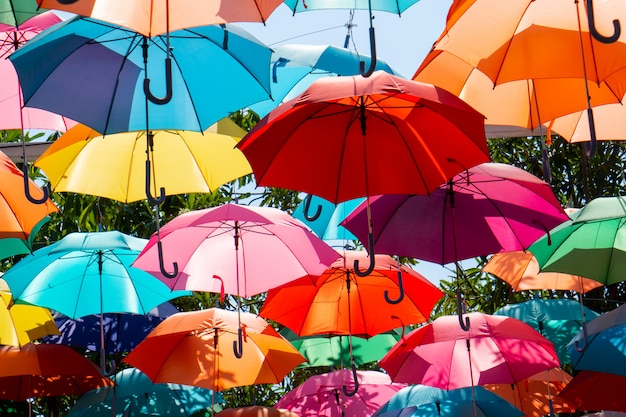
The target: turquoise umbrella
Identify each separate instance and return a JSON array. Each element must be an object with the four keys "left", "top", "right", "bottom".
[
  {"left": 493, "top": 298, "right": 600, "bottom": 364},
  {"left": 68, "top": 367, "right": 225, "bottom": 417},
  {"left": 292, "top": 194, "right": 365, "bottom": 242}
]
